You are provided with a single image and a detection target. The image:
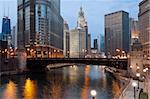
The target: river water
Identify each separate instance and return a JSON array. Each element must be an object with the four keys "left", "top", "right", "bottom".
[{"left": 0, "top": 65, "right": 123, "bottom": 99}]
